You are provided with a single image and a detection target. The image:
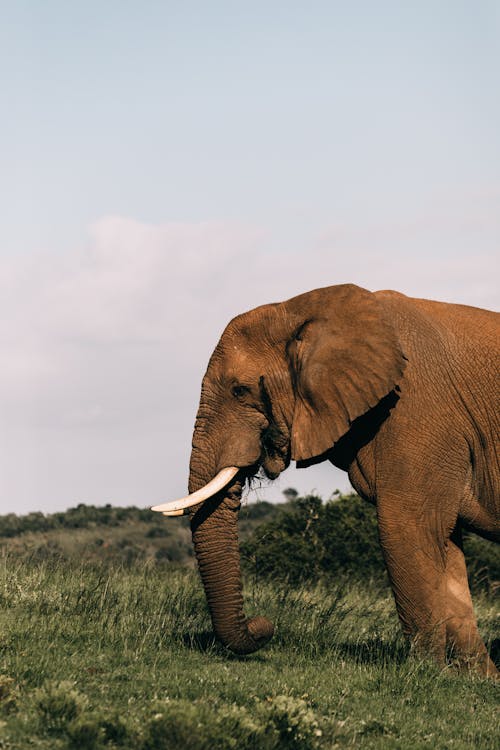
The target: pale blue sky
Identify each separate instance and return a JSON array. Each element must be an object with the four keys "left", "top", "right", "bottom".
[
  {"left": 3, "top": 1, "right": 499, "bottom": 254},
  {"left": 1, "top": 2, "right": 499, "bottom": 513}
]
